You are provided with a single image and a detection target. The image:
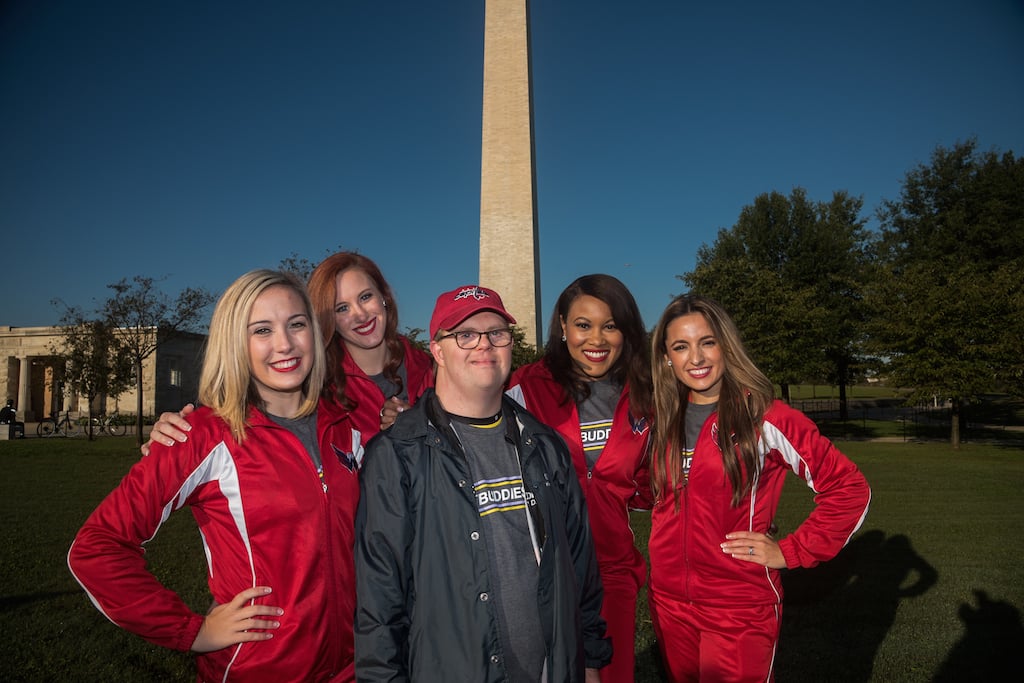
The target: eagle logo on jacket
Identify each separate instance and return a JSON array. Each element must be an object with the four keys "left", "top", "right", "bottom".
[
  {"left": 628, "top": 413, "right": 649, "bottom": 436},
  {"left": 332, "top": 431, "right": 364, "bottom": 472}
]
